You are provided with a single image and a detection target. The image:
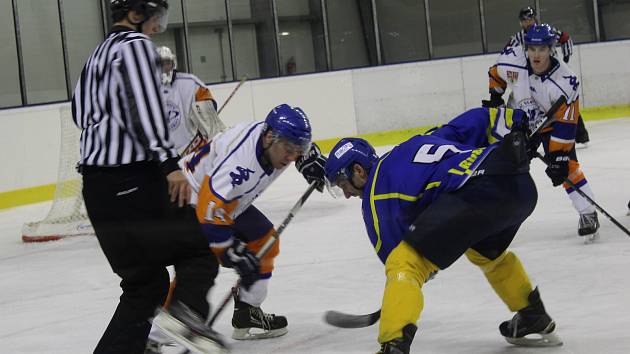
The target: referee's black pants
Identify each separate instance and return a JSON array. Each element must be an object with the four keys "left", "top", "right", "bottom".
[{"left": 82, "top": 162, "right": 218, "bottom": 354}]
